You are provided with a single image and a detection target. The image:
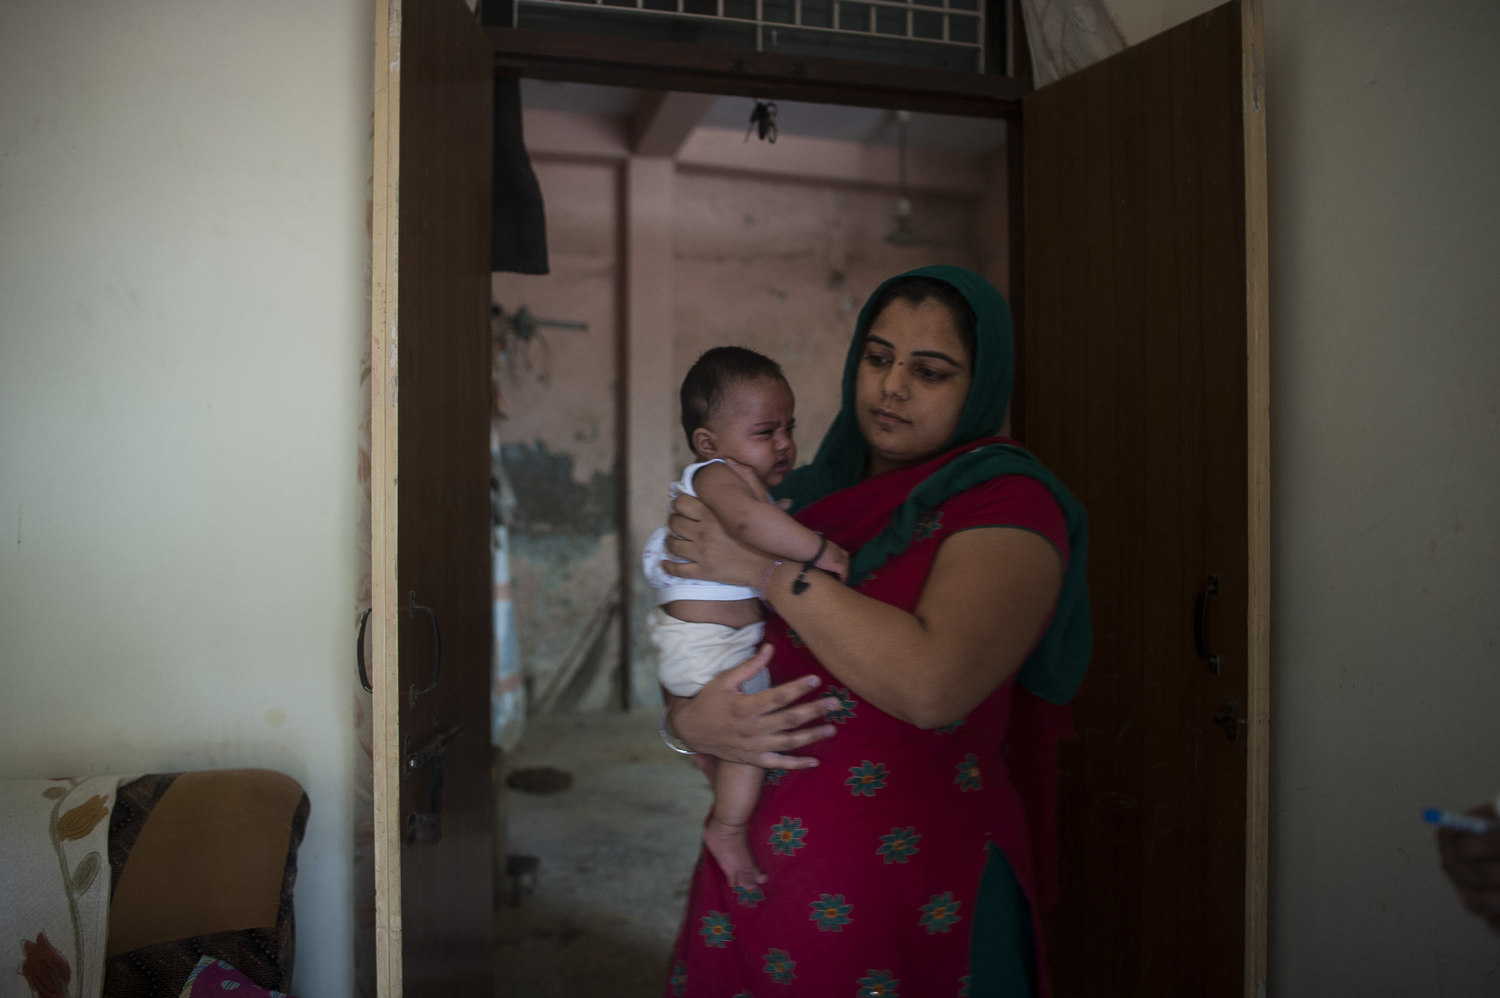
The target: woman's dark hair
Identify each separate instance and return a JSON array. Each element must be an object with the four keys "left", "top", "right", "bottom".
[
  {"left": 864, "top": 275, "right": 978, "bottom": 363},
  {"left": 680, "top": 346, "right": 787, "bottom": 449}
]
